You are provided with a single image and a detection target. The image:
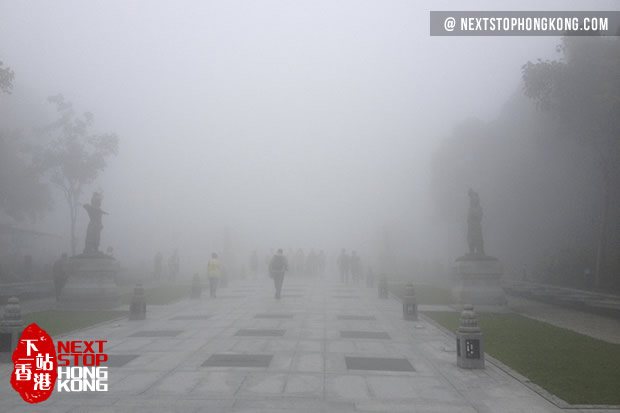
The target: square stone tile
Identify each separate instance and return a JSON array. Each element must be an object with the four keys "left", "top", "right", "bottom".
[
  {"left": 235, "top": 329, "right": 286, "bottom": 337},
  {"left": 238, "top": 373, "right": 287, "bottom": 395},
  {"left": 191, "top": 371, "right": 246, "bottom": 395},
  {"left": 104, "top": 354, "right": 140, "bottom": 367},
  {"left": 170, "top": 315, "right": 211, "bottom": 320},
  {"left": 254, "top": 313, "right": 294, "bottom": 319},
  {"left": 325, "top": 375, "right": 371, "bottom": 400},
  {"left": 345, "top": 356, "right": 415, "bottom": 372},
  {"left": 202, "top": 354, "right": 273, "bottom": 368},
  {"left": 129, "top": 330, "right": 183, "bottom": 338},
  {"left": 284, "top": 374, "right": 323, "bottom": 396},
  {"left": 291, "top": 353, "right": 323, "bottom": 372},
  {"left": 337, "top": 315, "right": 377, "bottom": 321},
  {"left": 340, "top": 331, "right": 390, "bottom": 339},
  {"left": 150, "top": 371, "right": 204, "bottom": 394}
]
